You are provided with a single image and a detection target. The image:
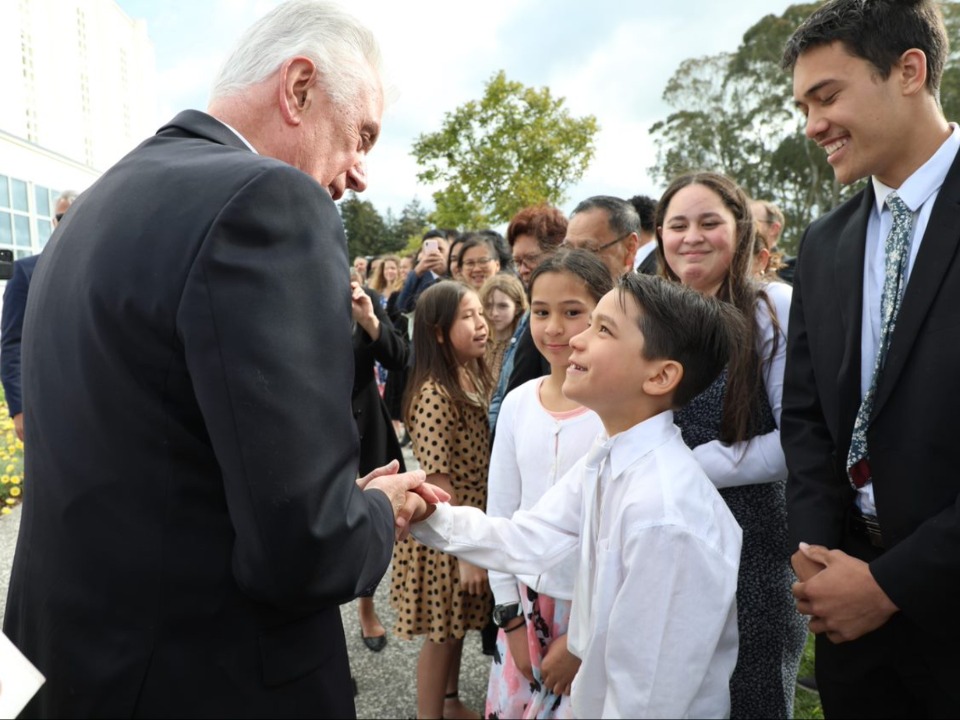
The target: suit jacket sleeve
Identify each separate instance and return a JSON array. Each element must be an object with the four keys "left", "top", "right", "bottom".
[
  {"left": 176, "top": 165, "right": 394, "bottom": 610},
  {"left": 1, "top": 260, "right": 30, "bottom": 416},
  {"left": 782, "top": 229, "right": 852, "bottom": 550}
]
